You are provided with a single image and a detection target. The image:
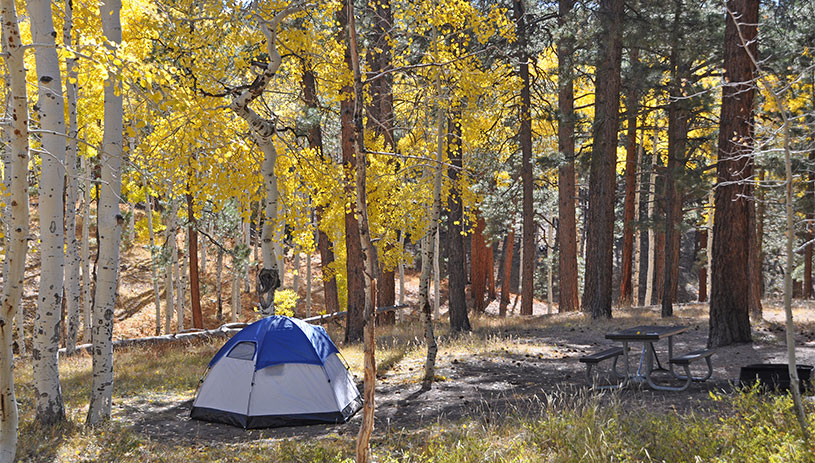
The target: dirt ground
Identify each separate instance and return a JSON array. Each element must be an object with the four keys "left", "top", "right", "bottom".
[{"left": 118, "top": 301, "right": 815, "bottom": 446}]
